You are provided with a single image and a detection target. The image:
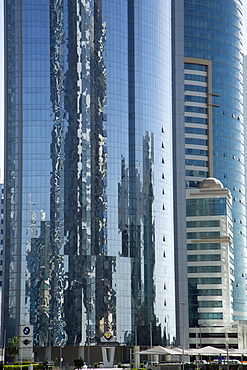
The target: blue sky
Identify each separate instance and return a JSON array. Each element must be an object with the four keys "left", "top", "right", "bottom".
[{"left": 0, "top": 1, "right": 247, "bottom": 183}]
